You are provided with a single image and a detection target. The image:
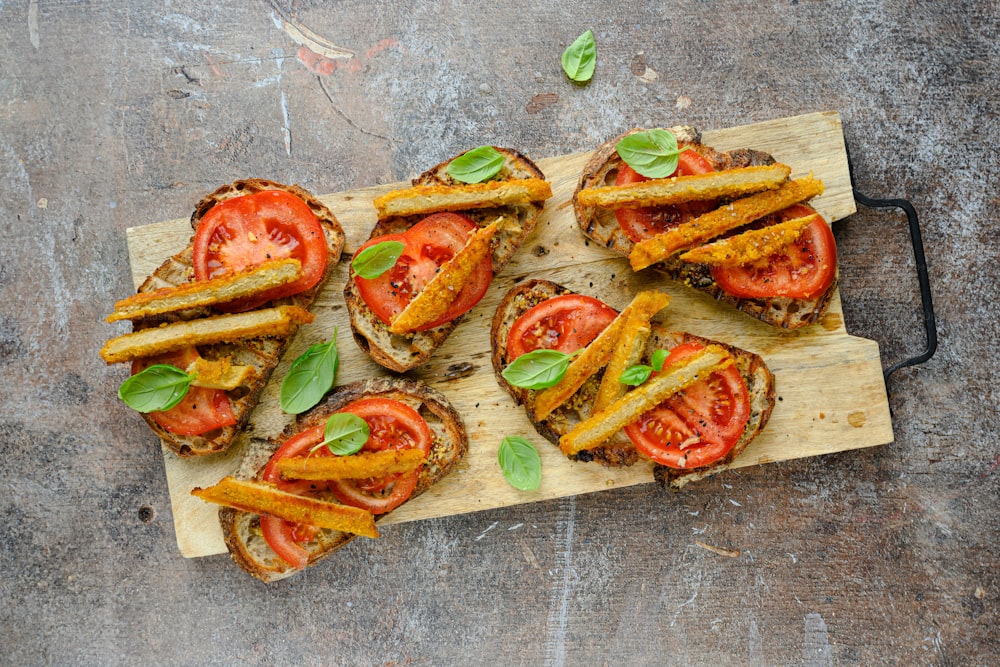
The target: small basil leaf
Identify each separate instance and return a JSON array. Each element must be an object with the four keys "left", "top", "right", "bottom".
[
  {"left": 353, "top": 240, "right": 405, "bottom": 280},
  {"left": 446, "top": 145, "right": 505, "bottom": 184},
  {"left": 118, "top": 364, "right": 193, "bottom": 413},
  {"left": 498, "top": 436, "right": 542, "bottom": 491},
  {"left": 651, "top": 348, "right": 669, "bottom": 372},
  {"left": 615, "top": 129, "right": 687, "bottom": 178},
  {"left": 619, "top": 364, "right": 654, "bottom": 386},
  {"left": 280, "top": 335, "right": 339, "bottom": 415},
  {"left": 561, "top": 30, "right": 596, "bottom": 83},
  {"left": 501, "top": 349, "right": 573, "bottom": 389},
  {"left": 319, "top": 412, "right": 370, "bottom": 456}
]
